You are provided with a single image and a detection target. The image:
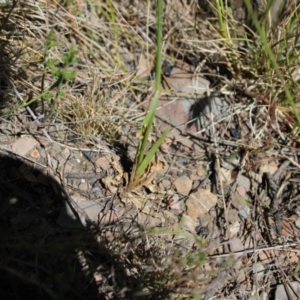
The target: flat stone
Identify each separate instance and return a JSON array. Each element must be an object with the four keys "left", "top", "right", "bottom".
[
  {"left": 75, "top": 199, "right": 102, "bottom": 223},
  {"left": 52, "top": 143, "right": 62, "bottom": 152},
  {"left": 229, "top": 237, "right": 244, "bottom": 253},
  {"left": 174, "top": 175, "right": 192, "bottom": 195},
  {"left": 252, "top": 262, "right": 265, "bottom": 281},
  {"left": 57, "top": 193, "right": 103, "bottom": 228},
  {"left": 275, "top": 282, "right": 300, "bottom": 300},
  {"left": 186, "top": 189, "right": 218, "bottom": 222},
  {"left": 12, "top": 137, "right": 39, "bottom": 156},
  {"left": 95, "top": 156, "right": 111, "bottom": 171},
  {"left": 141, "top": 62, "right": 209, "bottom": 151}
]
